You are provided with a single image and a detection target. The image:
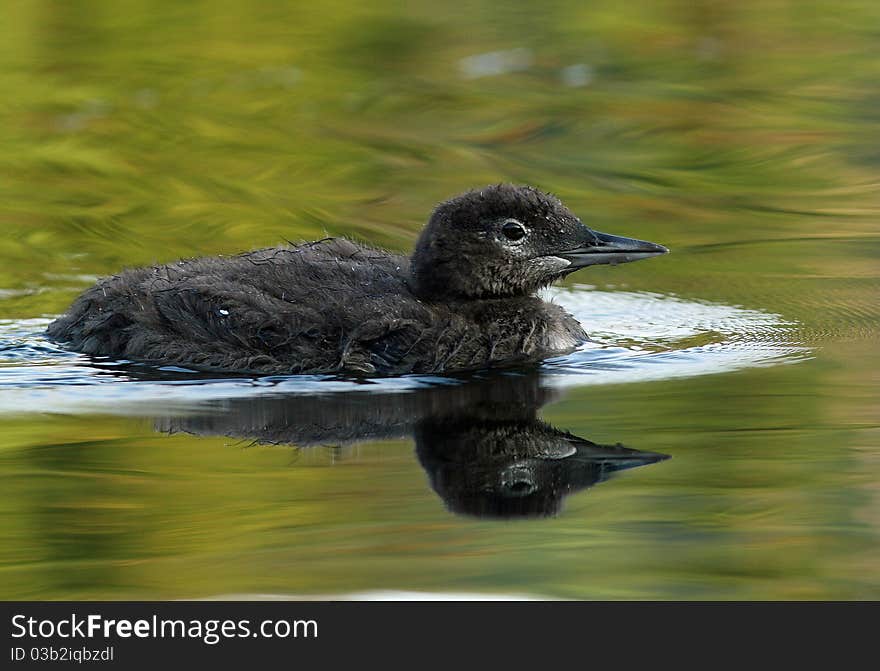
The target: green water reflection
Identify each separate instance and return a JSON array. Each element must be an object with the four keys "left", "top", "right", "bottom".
[{"left": 0, "top": 0, "right": 878, "bottom": 599}]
